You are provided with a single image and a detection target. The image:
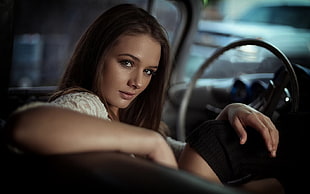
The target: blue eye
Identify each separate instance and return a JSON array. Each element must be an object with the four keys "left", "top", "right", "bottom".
[{"left": 144, "top": 69, "right": 156, "bottom": 76}]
